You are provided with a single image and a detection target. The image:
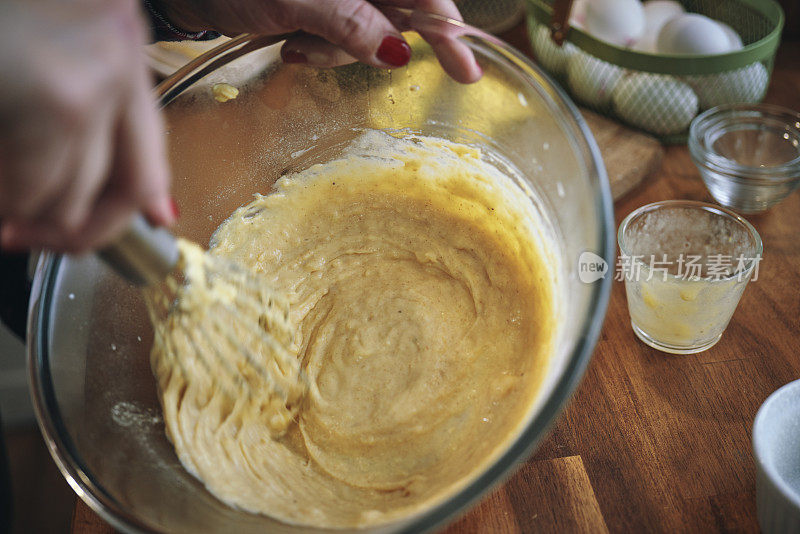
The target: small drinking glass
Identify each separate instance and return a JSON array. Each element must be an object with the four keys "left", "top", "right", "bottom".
[{"left": 618, "top": 201, "right": 762, "bottom": 354}]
